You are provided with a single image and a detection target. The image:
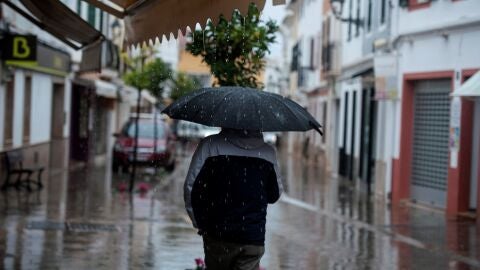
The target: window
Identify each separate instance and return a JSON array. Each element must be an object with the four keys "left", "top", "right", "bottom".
[
  {"left": 367, "top": 0, "right": 372, "bottom": 32},
  {"left": 77, "top": 0, "right": 81, "bottom": 14},
  {"left": 309, "top": 38, "right": 315, "bottom": 69},
  {"left": 100, "top": 10, "right": 105, "bottom": 33},
  {"left": 355, "top": 0, "right": 361, "bottom": 37},
  {"left": 380, "top": 0, "right": 387, "bottom": 24},
  {"left": 322, "top": 103, "right": 327, "bottom": 144},
  {"left": 87, "top": 4, "right": 96, "bottom": 27},
  {"left": 23, "top": 75, "right": 31, "bottom": 144},
  {"left": 291, "top": 43, "right": 300, "bottom": 71},
  {"left": 4, "top": 80, "right": 14, "bottom": 149},
  {"left": 347, "top": 0, "right": 353, "bottom": 41}
]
